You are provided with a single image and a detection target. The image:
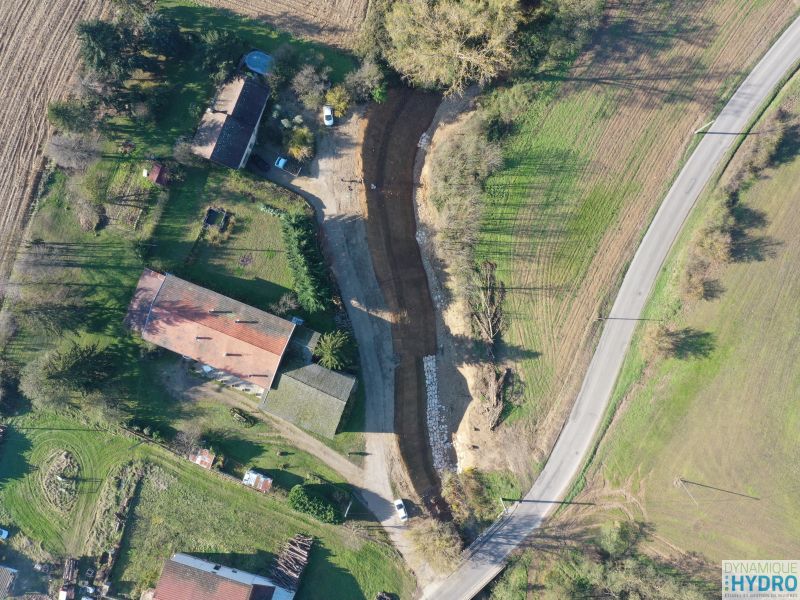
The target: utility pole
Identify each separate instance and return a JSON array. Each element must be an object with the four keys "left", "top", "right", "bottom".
[{"left": 676, "top": 476, "right": 699, "bottom": 506}]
